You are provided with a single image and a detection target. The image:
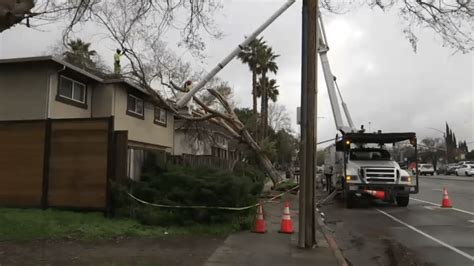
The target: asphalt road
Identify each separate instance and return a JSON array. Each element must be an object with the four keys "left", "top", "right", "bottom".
[{"left": 321, "top": 175, "right": 474, "bottom": 266}]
